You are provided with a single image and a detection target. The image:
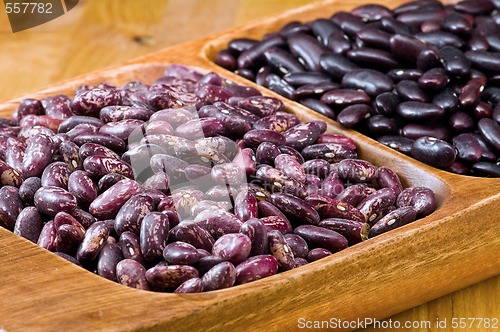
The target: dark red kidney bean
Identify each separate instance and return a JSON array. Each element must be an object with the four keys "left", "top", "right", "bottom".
[
  {"left": 337, "top": 104, "right": 373, "bottom": 128},
  {"left": 293, "top": 81, "right": 340, "bottom": 99},
  {"left": 478, "top": 118, "right": 500, "bottom": 153},
  {"left": 265, "top": 74, "right": 297, "bottom": 100},
  {"left": 263, "top": 47, "right": 305, "bottom": 75},
  {"left": 255, "top": 66, "right": 273, "bottom": 87},
  {"left": 287, "top": 34, "right": 330, "bottom": 72},
  {"left": 397, "top": 8, "right": 446, "bottom": 27},
  {"left": 283, "top": 72, "right": 332, "bottom": 87},
  {"left": 267, "top": 230, "right": 295, "bottom": 271},
  {"left": 455, "top": 0, "right": 495, "bottom": 15},
  {"left": 19, "top": 177, "right": 41, "bottom": 205},
  {"left": 260, "top": 216, "right": 293, "bottom": 234},
  {"left": 79, "top": 142, "right": 120, "bottom": 161},
  {"left": 13, "top": 206, "right": 43, "bottom": 242},
  {"left": 37, "top": 220, "right": 57, "bottom": 251},
  {"left": 68, "top": 170, "right": 98, "bottom": 207},
  {"left": 119, "top": 231, "right": 144, "bottom": 265},
  {"left": 366, "top": 115, "right": 398, "bottom": 136},
  {"left": 14, "top": 98, "right": 44, "bottom": 121},
  {"left": 449, "top": 112, "right": 474, "bottom": 133},
  {"left": 378, "top": 135, "right": 414, "bottom": 155},
  {"left": 40, "top": 162, "right": 70, "bottom": 189},
  {"left": 21, "top": 134, "right": 53, "bottom": 178},
  {"left": 335, "top": 184, "right": 376, "bottom": 207},
  {"left": 396, "top": 101, "right": 444, "bottom": 122},
  {"left": 240, "top": 218, "right": 268, "bottom": 256},
  {"left": 390, "top": 34, "right": 428, "bottom": 65},
  {"left": 431, "top": 88, "right": 458, "bottom": 114},
  {"left": 411, "top": 137, "right": 457, "bottom": 169},
  {"left": 212, "top": 233, "right": 252, "bottom": 264},
  {"left": 452, "top": 133, "right": 483, "bottom": 163},
  {"left": 83, "top": 155, "right": 134, "bottom": 179},
  {"left": 309, "top": 18, "right": 343, "bottom": 46},
  {"left": 243, "top": 129, "right": 285, "bottom": 148},
  {"left": 465, "top": 51, "right": 500, "bottom": 74},
  {"left": 346, "top": 47, "right": 399, "bottom": 71},
  {"left": 89, "top": 179, "right": 140, "bottom": 220},
  {"left": 387, "top": 68, "right": 424, "bottom": 82},
  {"left": 320, "top": 89, "right": 371, "bottom": 107},
  {"left": 460, "top": 77, "right": 486, "bottom": 109},
  {"left": 275, "top": 153, "right": 306, "bottom": 183},
  {"left": 397, "top": 187, "right": 437, "bottom": 217},
  {"left": 174, "top": 278, "right": 203, "bottom": 293},
  {"left": 194, "top": 209, "right": 243, "bottom": 239},
  {"left": 269, "top": 193, "right": 320, "bottom": 225},
  {"left": 280, "top": 21, "right": 311, "bottom": 36},
  {"left": 416, "top": 31, "right": 465, "bottom": 49},
  {"left": 447, "top": 161, "right": 469, "bottom": 175},
  {"left": 97, "top": 242, "right": 123, "bottom": 282},
  {"left": 201, "top": 261, "right": 236, "bottom": 291},
  {"left": 302, "top": 159, "right": 331, "bottom": 179},
  {"left": 163, "top": 241, "right": 199, "bottom": 265},
  {"left": 116, "top": 259, "right": 151, "bottom": 291},
  {"left": 439, "top": 46, "right": 471, "bottom": 78},
  {"left": 471, "top": 162, "right": 500, "bottom": 177},
  {"left": 357, "top": 188, "right": 397, "bottom": 225},
  {"left": 337, "top": 159, "right": 377, "bottom": 183},
  {"left": 374, "top": 92, "right": 400, "bottom": 116},
  {"left": 284, "top": 233, "right": 308, "bottom": 258},
  {"left": 394, "top": 0, "right": 443, "bottom": 15},
  {"left": 380, "top": 16, "right": 412, "bottom": 34},
  {"left": 294, "top": 225, "right": 348, "bottom": 253},
  {"left": 320, "top": 218, "right": 369, "bottom": 245},
  {"left": 255, "top": 142, "right": 281, "bottom": 165},
  {"left": 73, "top": 133, "right": 126, "bottom": 152},
  {"left": 331, "top": 11, "right": 365, "bottom": 38},
  {"left": 342, "top": 69, "right": 393, "bottom": 97},
  {"left": 115, "top": 194, "right": 154, "bottom": 235},
  {"left": 234, "top": 190, "right": 258, "bottom": 222},
  {"left": 356, "top": 27, "right": 392, "bottom": 49},
  {"left": 377, "top": 167, "right": 404, "bottom": 197},
  {"left": 321, "top": 173, "right": 345, "bottom": 199},
  {"left": 34, "top": 186, "right": 77, "bottom": 217},
  {"left": 237, "top": 35, "right": 286, "bottom": 69},
  {"left": 228, "top": 38, "right": 258, "bottom": 54},
  {"left": 253, "top": 113, "right": 299, "bottom": 132},
  {"left": 71, "top": 88, "right": 121, "bottom": 117},
  {"left": 401, "top": 124, "right": 451, "bottom": 141},
  {"left": 369, "top": 206, "right": 418, "bottom": 237},
  {"left": 299, "top": 99, "right": 336, "bottom": 119},
  {"left": 235, "top": 68, "right": 256, "bottom": 82},
  {"left": 0, "top": 159, "right": 24, "bottom": 187},
  {"left": 215, "top": 50, "right": 237, "bottom": 71},
  {"left": 319, "top": 53, "right": 359, "bottom": 80},
  {"left": 418, "top": 68, "right": 450, "bottom": 91},
  {"left": 467, "top": 32, "right": 490, "bottom": 52},
  {"left": 493, "top": 104, "right": 500, "bottom": 123},
  {"left": 301, "top": 143, "right": 357, "bottom": 163},
  {"left": 235, "top": 255, "right": 279, "bottom": 285},
  {"left": 352, "top": 3, "right": 393, "bottom": 20},
  {"left": 76, "top": 220, "right": 110, "bottom": 265},
  {"left": 395, "top": 80, "right": 429, "bottom": 103},
  {"left": 306, "top": 248, "right": 332, "bottom": 262}
]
